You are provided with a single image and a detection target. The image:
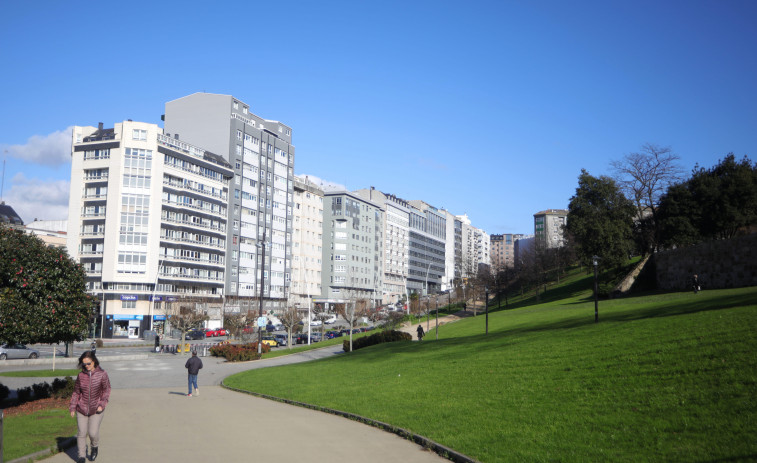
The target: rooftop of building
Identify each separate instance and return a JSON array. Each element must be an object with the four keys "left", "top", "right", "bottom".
[{"left": 0, "top": 202, "right": 24, "bottom": 226}]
